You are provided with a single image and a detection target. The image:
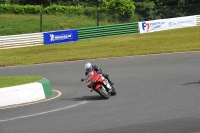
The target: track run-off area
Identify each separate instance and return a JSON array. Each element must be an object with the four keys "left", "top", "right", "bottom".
[{"left": 1, "top": 52, "right": 200, "bottom": 133}]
